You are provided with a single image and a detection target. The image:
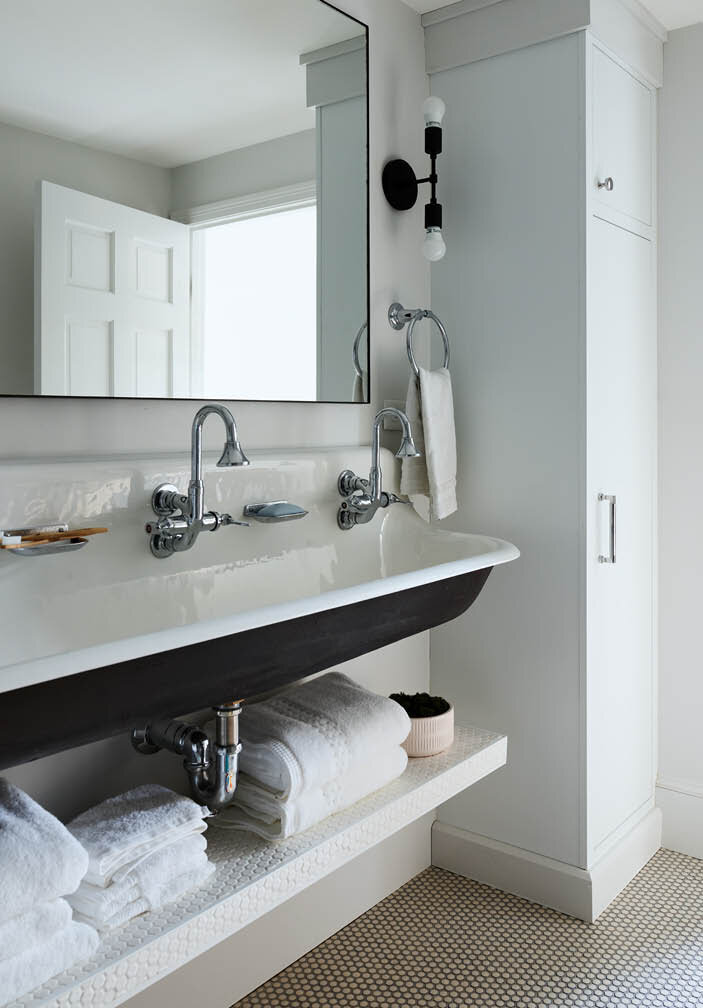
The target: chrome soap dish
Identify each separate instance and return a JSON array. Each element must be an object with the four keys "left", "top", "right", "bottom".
[{"left": 0, "top": 524, "right": 108, "bottom": 557}]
